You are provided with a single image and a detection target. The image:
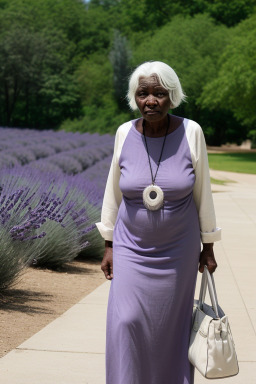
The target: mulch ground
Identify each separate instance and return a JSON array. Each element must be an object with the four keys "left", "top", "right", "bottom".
[{"left": 0, "top": 258, "right": 105, "bottom": 358}]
